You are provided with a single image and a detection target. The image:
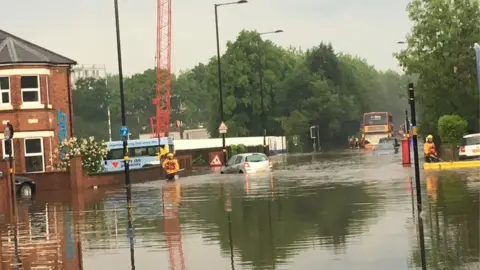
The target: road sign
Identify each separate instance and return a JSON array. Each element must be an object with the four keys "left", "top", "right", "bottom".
[
  {"left": 210, "top": 155, "right": 222, "bottom": 167},
  {"left": 218, "top": 121, "right": 228, "bottom": 134},
  {"left": 310, "top": 126, "right": 316, "bottom": 139},
  {"left": 4, "top": 123, "right": 13, "bottom": 140},
  {"left": 120, "top": 126, "right": 129, "bottom": 137}
]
